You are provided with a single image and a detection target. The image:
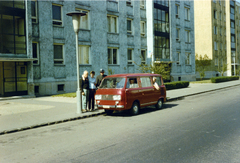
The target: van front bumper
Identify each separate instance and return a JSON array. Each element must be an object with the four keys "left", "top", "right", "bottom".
[{"left": 97, "top": 105, "right": 124, "bottom": 109}]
